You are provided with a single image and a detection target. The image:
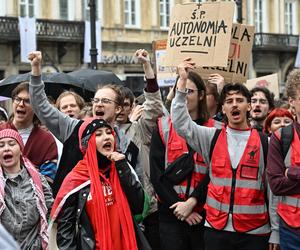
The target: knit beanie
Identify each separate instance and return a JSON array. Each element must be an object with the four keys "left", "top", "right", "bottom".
[
  {"left": 78, "top": 118, "right": 113, "bottom": 154},
  {"left": 0, "top": 129, "right": 24, "bottom": 152}
]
